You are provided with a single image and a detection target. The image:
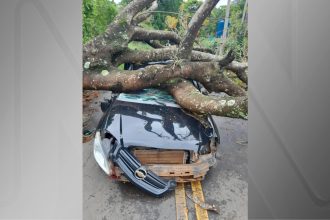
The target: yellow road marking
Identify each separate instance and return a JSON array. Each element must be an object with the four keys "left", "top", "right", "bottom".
[
  {"left": 191, "top": 181, "right": 209, "bottom": 220},
  {"left": 175, "top": 182, "right": 188, "bottom": 220}
]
